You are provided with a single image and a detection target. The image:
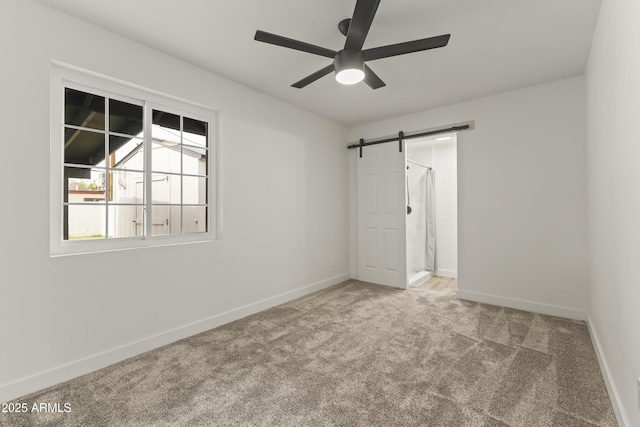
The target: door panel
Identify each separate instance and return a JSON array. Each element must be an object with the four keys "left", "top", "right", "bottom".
[
  {"left": 364, "top": 174, "right": 377, "bottom": 213},
  {"left": 364, "top": 227, "right": 378, "bottom": 268},
  {"left": 385, "top": 172, "right": 399, "bottom": 213},
  {"left": 384, "top": 228, "right": 399, "bottom": 272},
  {"left": 357, "top": 143, "right": 407, "bottom": 288}
]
